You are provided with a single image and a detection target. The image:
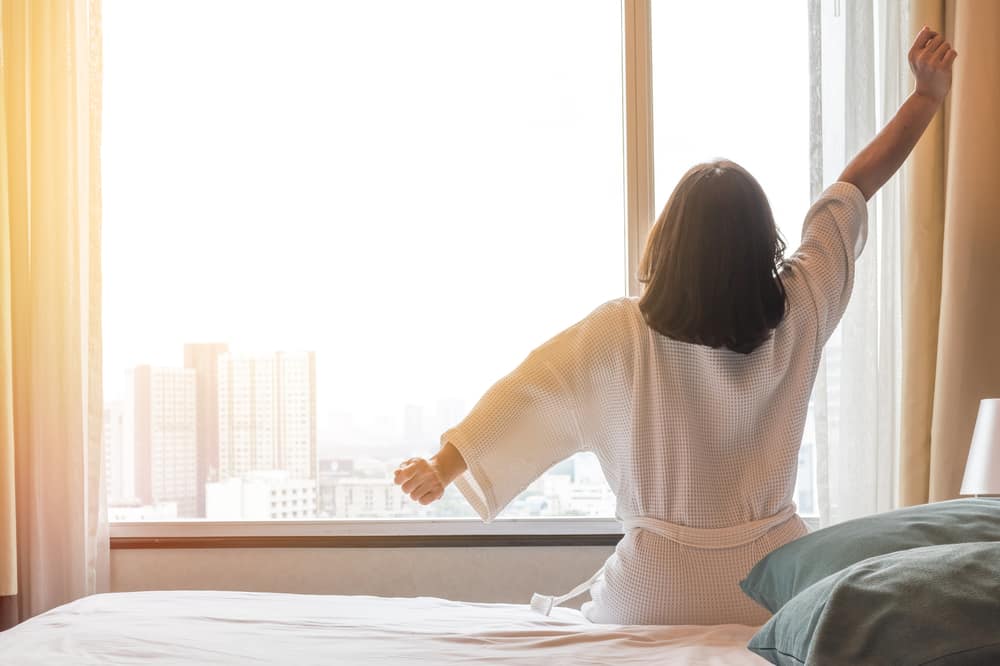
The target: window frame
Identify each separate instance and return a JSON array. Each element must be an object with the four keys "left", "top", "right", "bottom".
[
  {"left": 110, "top": 517, "right": 626, "bottom": 548},
  {"left": 110, "top": 0, "right": 828, "bottom": 547}
]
